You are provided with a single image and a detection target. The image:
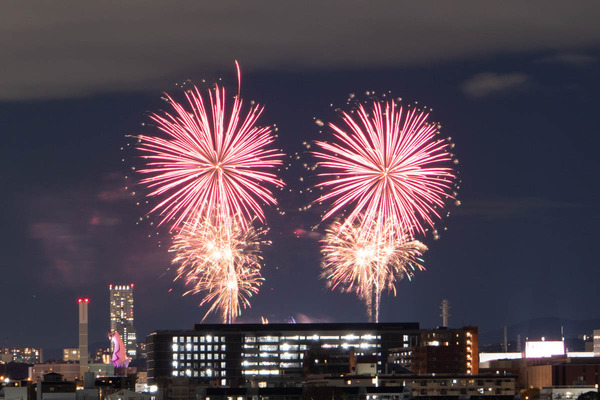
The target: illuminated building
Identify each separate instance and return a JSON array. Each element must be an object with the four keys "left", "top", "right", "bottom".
[
  {"left": 147, "top": 322, "right": 420, "bottom": 386},
  {"left": 592, "top": 330, "right": 600, "bottom": 356},
  {"left": 63, "top": 348, "right": 79, "bottom": 362},
  {"left": 109, "top": 284, "right": 137, "bottom": 359},
  {"left": 400, "top": 326, "right": 478, "bottom": 375},
  {"left": 31, "top": 363, "right": 80, "bottom": 381},
  {"left": 93, "top": 347, "right": 112, "bottom": 364},
  {"left": 2, "top": 347, "right": 43, "bottom": 363}
]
